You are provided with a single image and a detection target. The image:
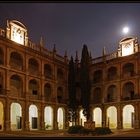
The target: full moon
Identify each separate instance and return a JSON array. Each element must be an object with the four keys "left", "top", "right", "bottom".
[{"left": 123, "top": 27, "right": 129, "bottom": 34}]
